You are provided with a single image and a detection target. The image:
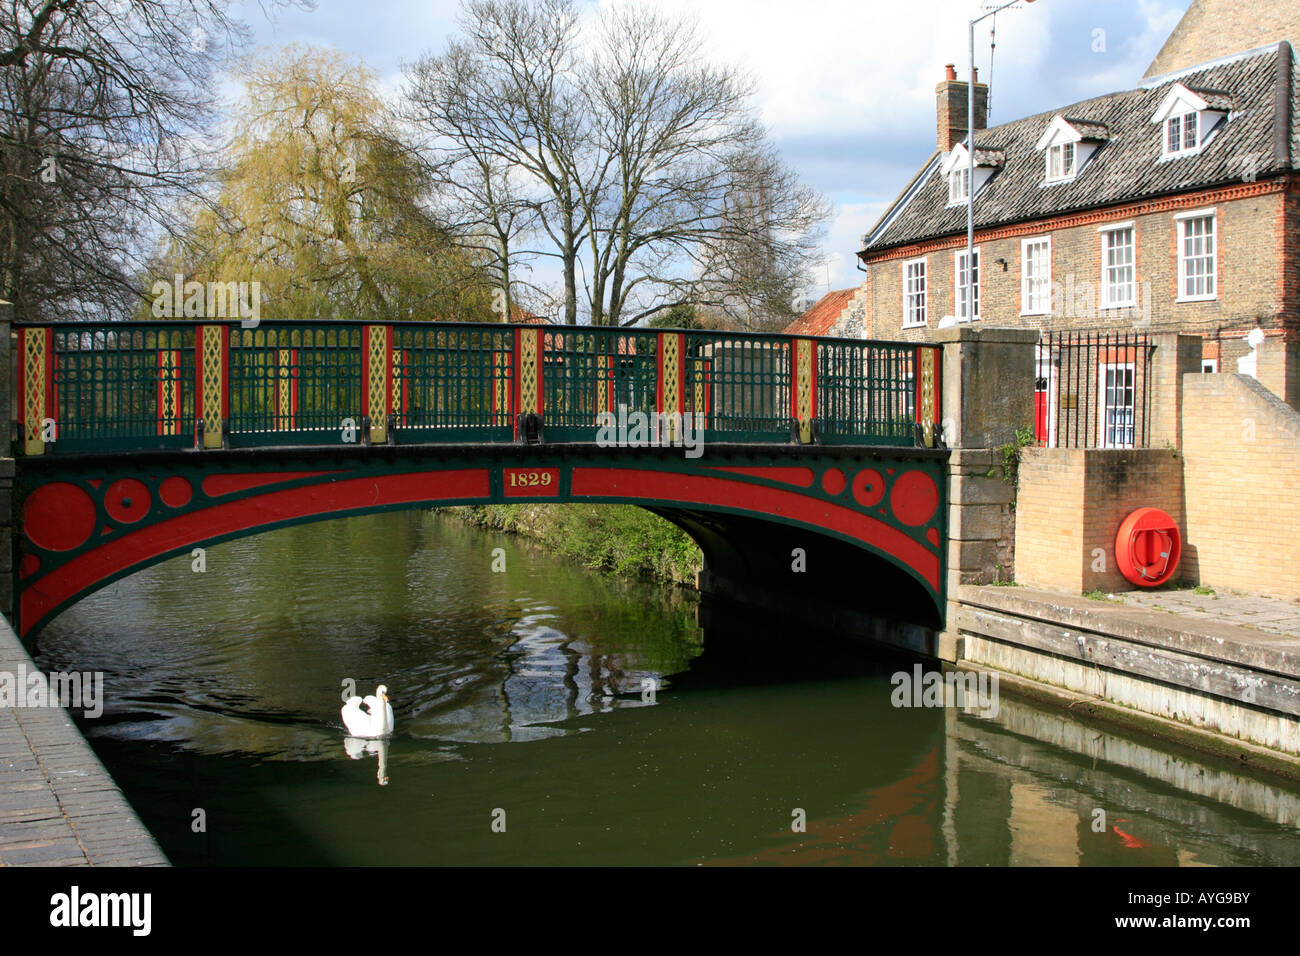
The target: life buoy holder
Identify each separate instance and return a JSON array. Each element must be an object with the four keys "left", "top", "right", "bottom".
[{"left": 1115, "top": 507, "right": 1182, "bottom": 587}]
